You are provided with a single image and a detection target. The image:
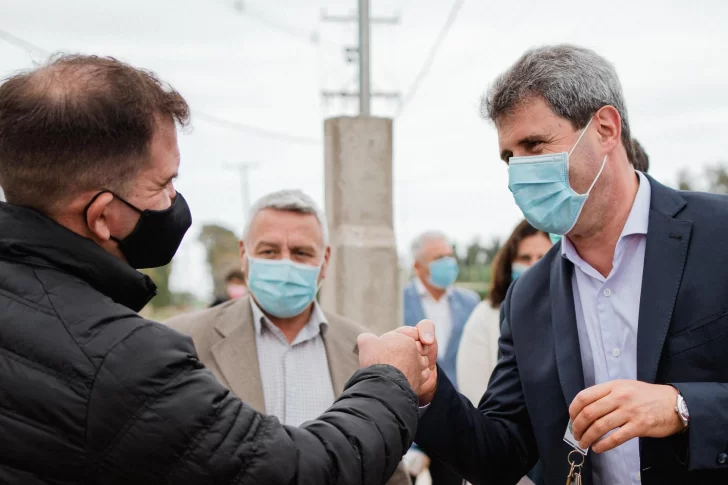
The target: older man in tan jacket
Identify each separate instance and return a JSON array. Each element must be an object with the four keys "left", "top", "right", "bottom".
[{"left": 168, "top": 189, "right": 410, "bottom": 485}]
